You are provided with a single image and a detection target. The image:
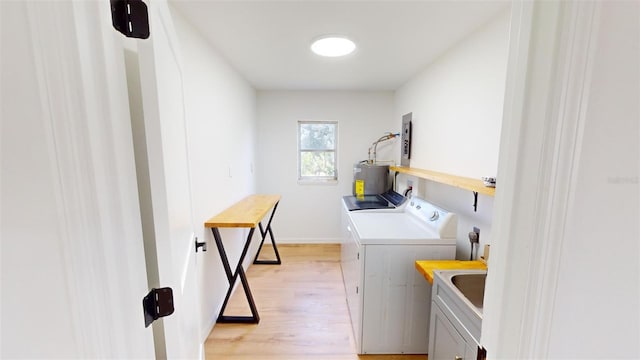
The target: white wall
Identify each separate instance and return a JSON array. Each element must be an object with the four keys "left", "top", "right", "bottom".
[
  {"left": 394, "top": 9, "right": 510, "bottom": 260},
  {"left": 171, "top": 7, "right": 259, "bottom": 341},
  {"left": 256, "top": 91, "right": 395, "bottom": 242}
]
